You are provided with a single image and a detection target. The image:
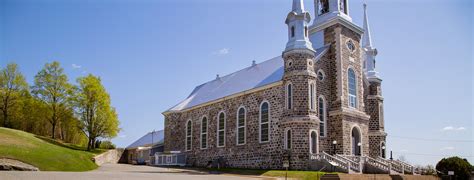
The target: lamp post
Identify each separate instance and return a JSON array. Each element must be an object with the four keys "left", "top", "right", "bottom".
[
  {"left": 332, "top": 140, "right": 337, "bottom": 155},
  {"left": 390, "top": 150, "right": 393, "bottom": 161},
  {"left": 150, "top": 130, "right": 155, "bottom": 156}
]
